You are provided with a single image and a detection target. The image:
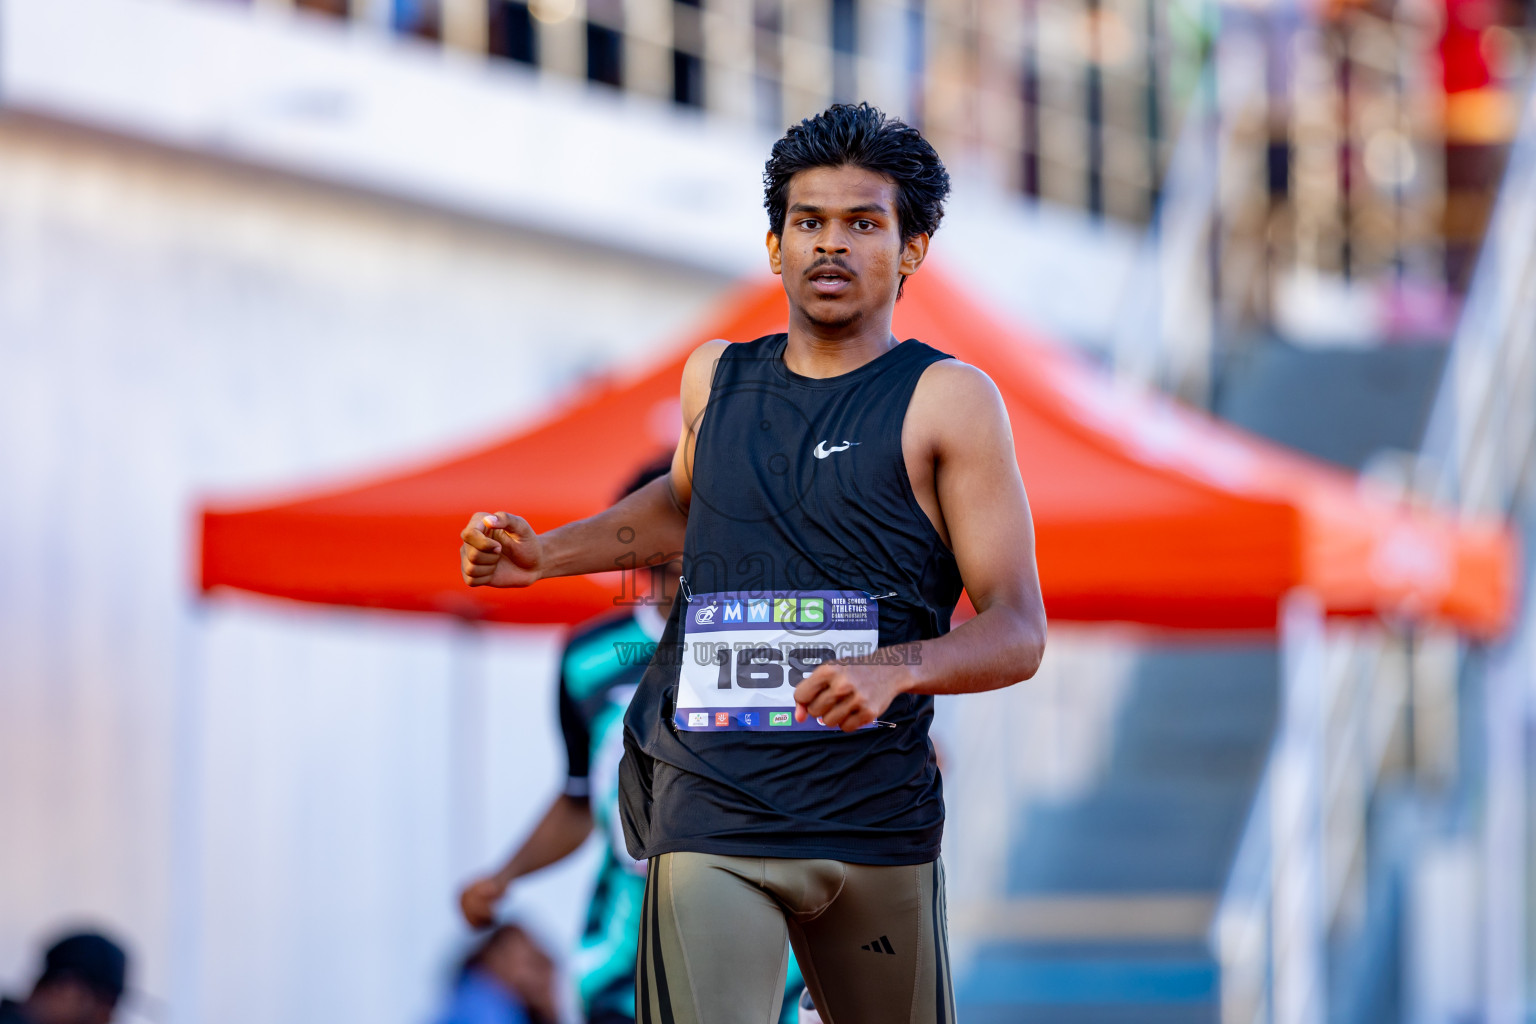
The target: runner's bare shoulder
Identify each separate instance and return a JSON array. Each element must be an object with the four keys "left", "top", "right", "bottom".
[
  {"left": 681, "top": 339, "right": 732, "bottom": 426},
  {"left": 909, "top": 358, "right": 1012, "bottom": 442}
]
